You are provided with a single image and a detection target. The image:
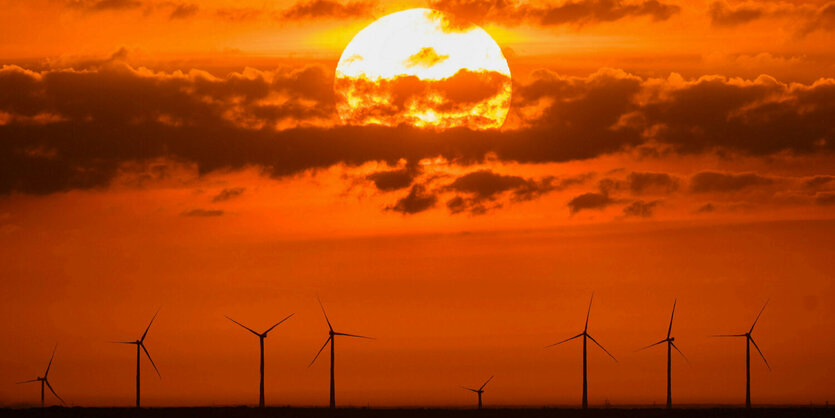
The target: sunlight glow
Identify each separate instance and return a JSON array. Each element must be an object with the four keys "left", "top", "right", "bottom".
[{"left": 335, "top": 9, "right": 512, "bottom": 130}]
